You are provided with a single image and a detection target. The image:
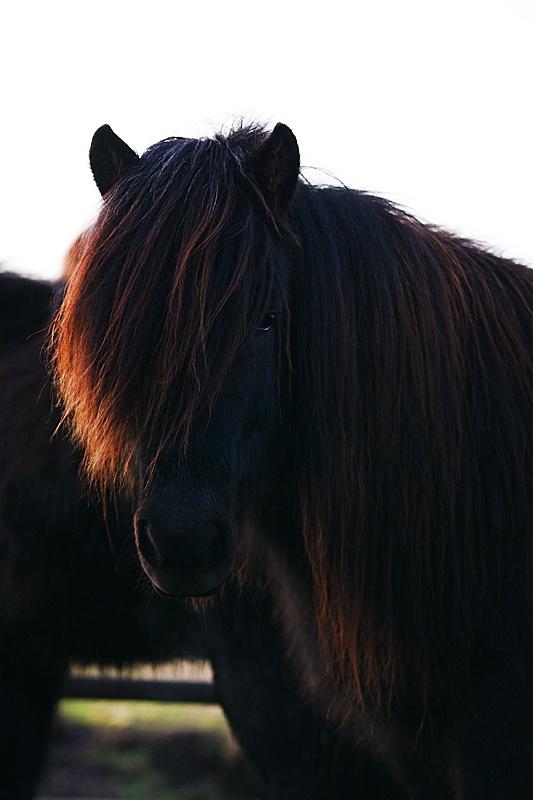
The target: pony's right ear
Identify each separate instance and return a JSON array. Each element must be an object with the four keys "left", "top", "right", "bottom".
[
  {"left": 89, "top": 125, "right": 139, "bottom": 196},
  {"left": 251, "top": 123, "right": 300, "bottom": 213}
]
